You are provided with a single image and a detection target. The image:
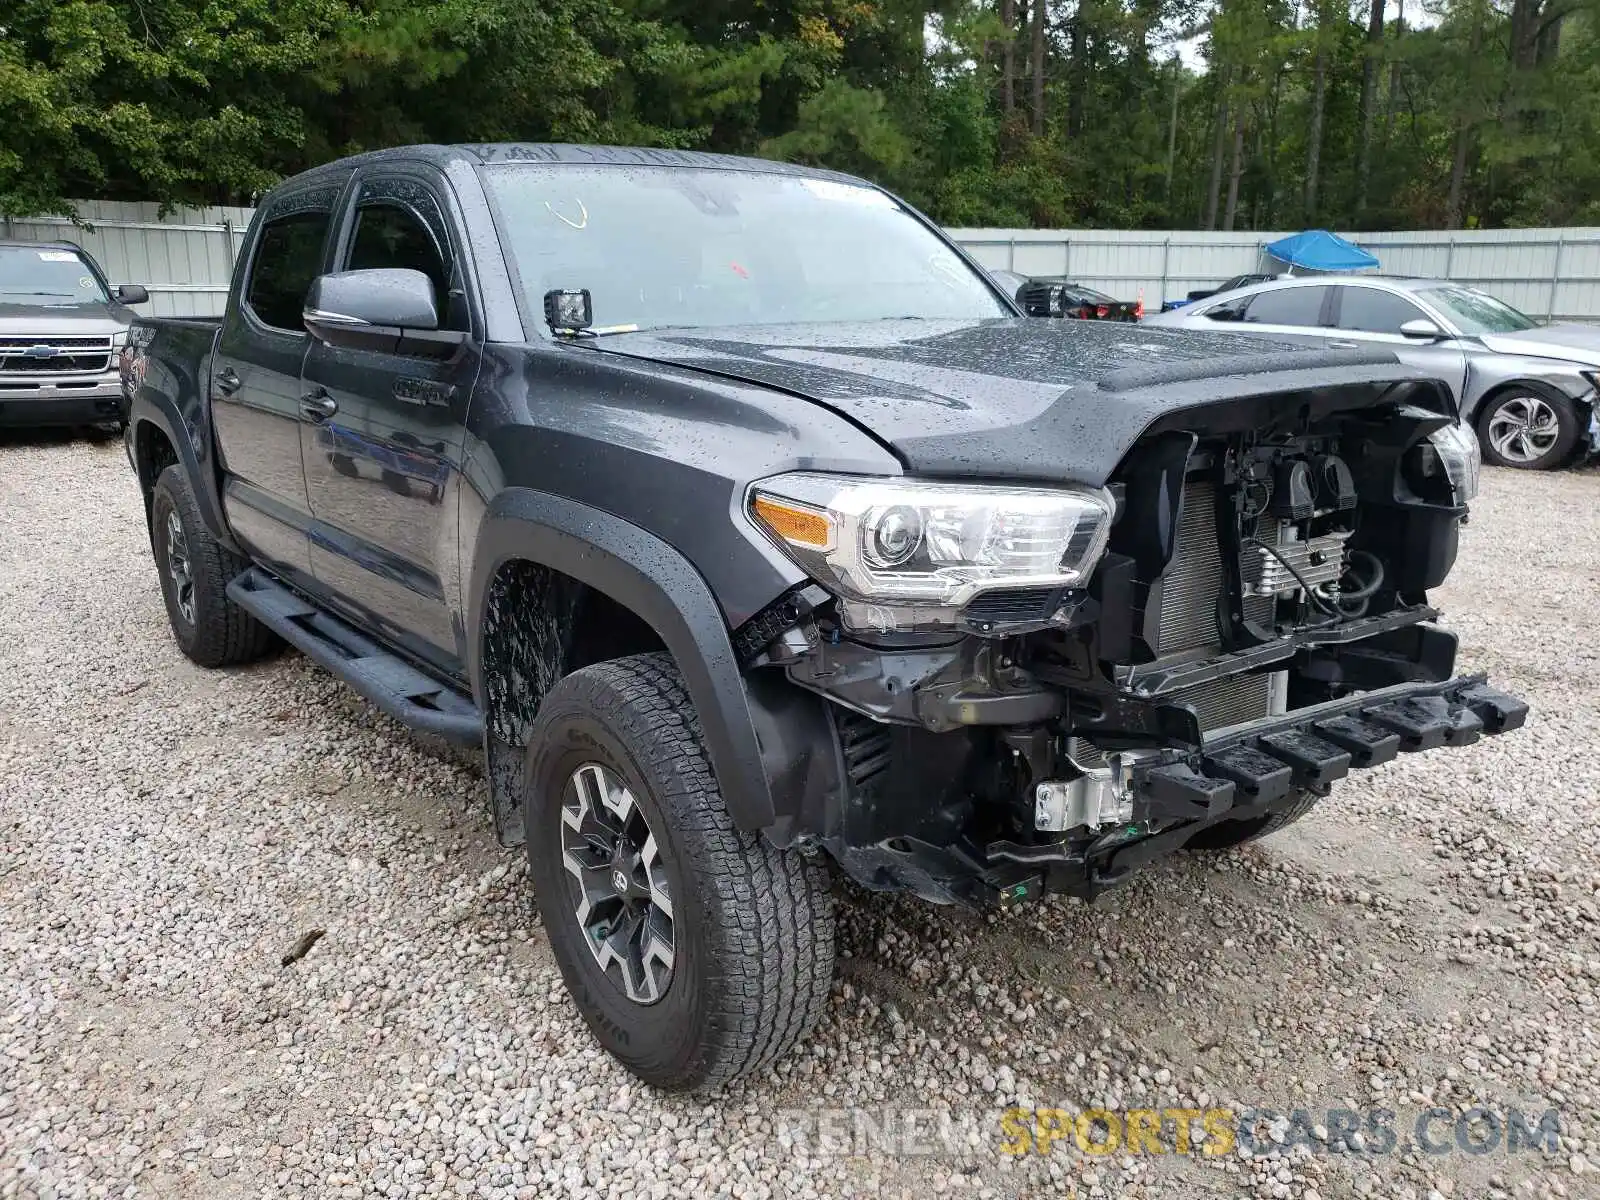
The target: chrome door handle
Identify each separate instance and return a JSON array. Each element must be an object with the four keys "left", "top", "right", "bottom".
[
  {"left": 1326, "top": 339, "right": 1360, "bottom": 350},
  {"left": 300, "top": 390, "right": 337, "bottom": 421},
  {"left": 216, "top": 366, "right": 242, "bottom": 395}
]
